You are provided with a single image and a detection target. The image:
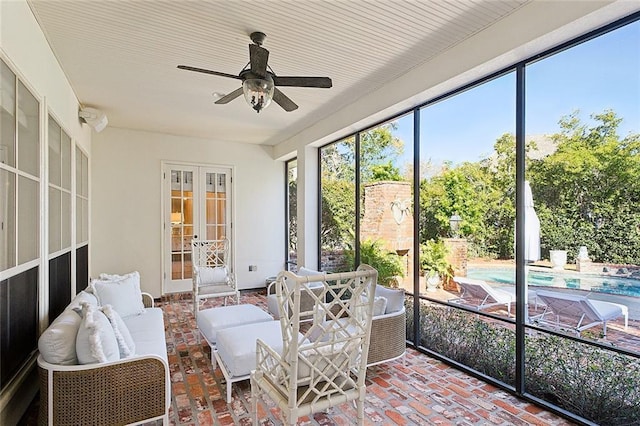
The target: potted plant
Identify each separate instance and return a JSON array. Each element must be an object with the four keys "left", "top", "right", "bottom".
[{"left": 420, "top": 239, "right": 452, "bottom": 292}]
